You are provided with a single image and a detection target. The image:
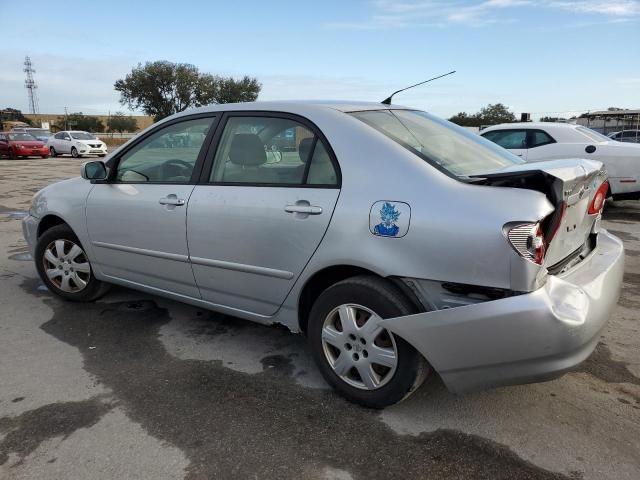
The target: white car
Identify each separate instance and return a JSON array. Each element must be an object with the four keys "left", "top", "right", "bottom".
[
  {"left": 481, "top": 123, "right": 640, "bottom": 200},
  {"left": 47, "top": 131, "right": 107, "bottom": 158}
]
